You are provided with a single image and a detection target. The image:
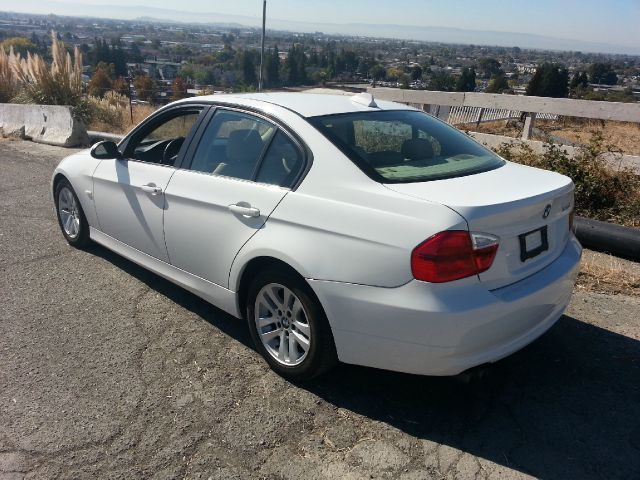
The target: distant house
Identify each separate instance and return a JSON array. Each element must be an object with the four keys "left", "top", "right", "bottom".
[{"left": 129, "top": 59, "right": 182, "bottom": 81}]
